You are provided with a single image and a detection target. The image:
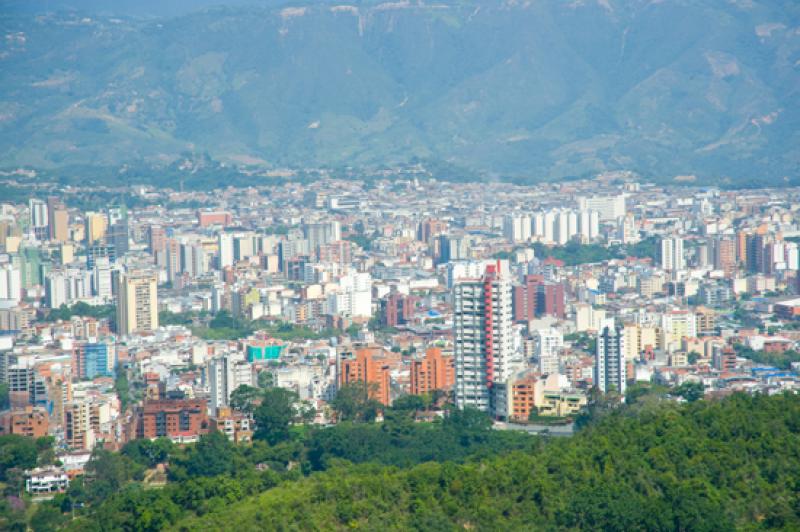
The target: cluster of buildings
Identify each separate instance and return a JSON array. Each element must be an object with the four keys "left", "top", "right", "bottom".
[{"left": 2, "top": 173, "right": 800, "bottom": 492}]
